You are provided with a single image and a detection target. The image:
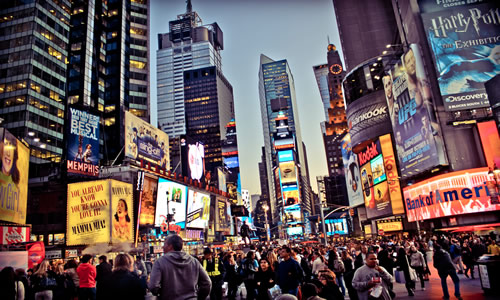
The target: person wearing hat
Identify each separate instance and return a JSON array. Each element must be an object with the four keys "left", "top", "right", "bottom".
[{"left": 202, "top": 247, "right": 226, "bottom": 300}]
